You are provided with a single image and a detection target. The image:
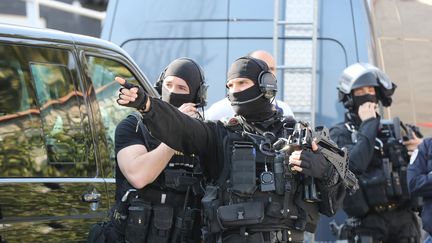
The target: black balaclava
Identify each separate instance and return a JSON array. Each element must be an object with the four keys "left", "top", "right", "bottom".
[
  {"left": 161, "top": 58, "right": 202, "bottom": 108},
  {"left": 227, "top": 57, "right": 274, "bottom": 121}
]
